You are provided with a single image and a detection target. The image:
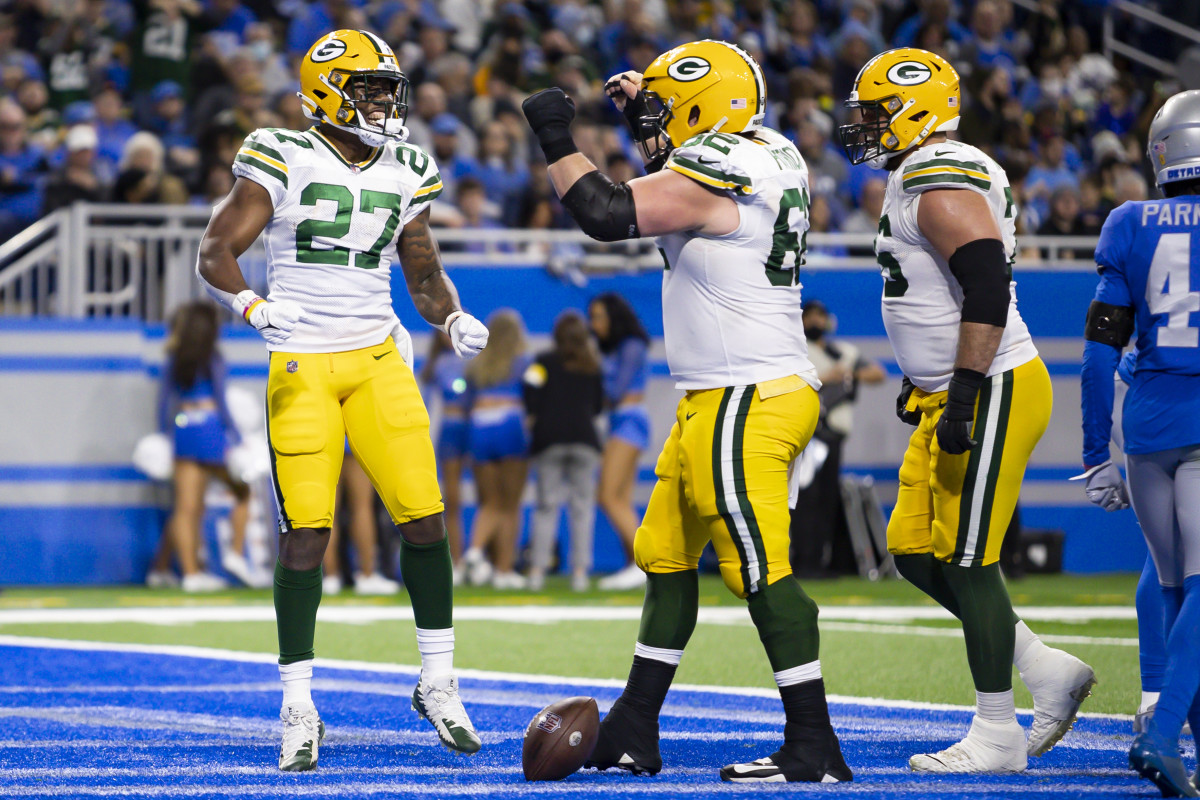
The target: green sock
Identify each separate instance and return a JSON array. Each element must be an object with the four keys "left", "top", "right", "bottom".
[
  {"left": 894, "top": 553, "right": 962, "bottom": 618},
  {"left": 274, "top": 560, "right": 323, "bottom": 665},
  {"left": 941, "top": 562, "right": 1016, "bottom": 692},
  {"left": 637, "top": 570, "right": 699, "bottom": 651},
  {"left": 400, "top": 537, "right": 453, "bottom": 630},
  {"left": 748, "top": 575, "right": 820, "bottom": 672}
]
